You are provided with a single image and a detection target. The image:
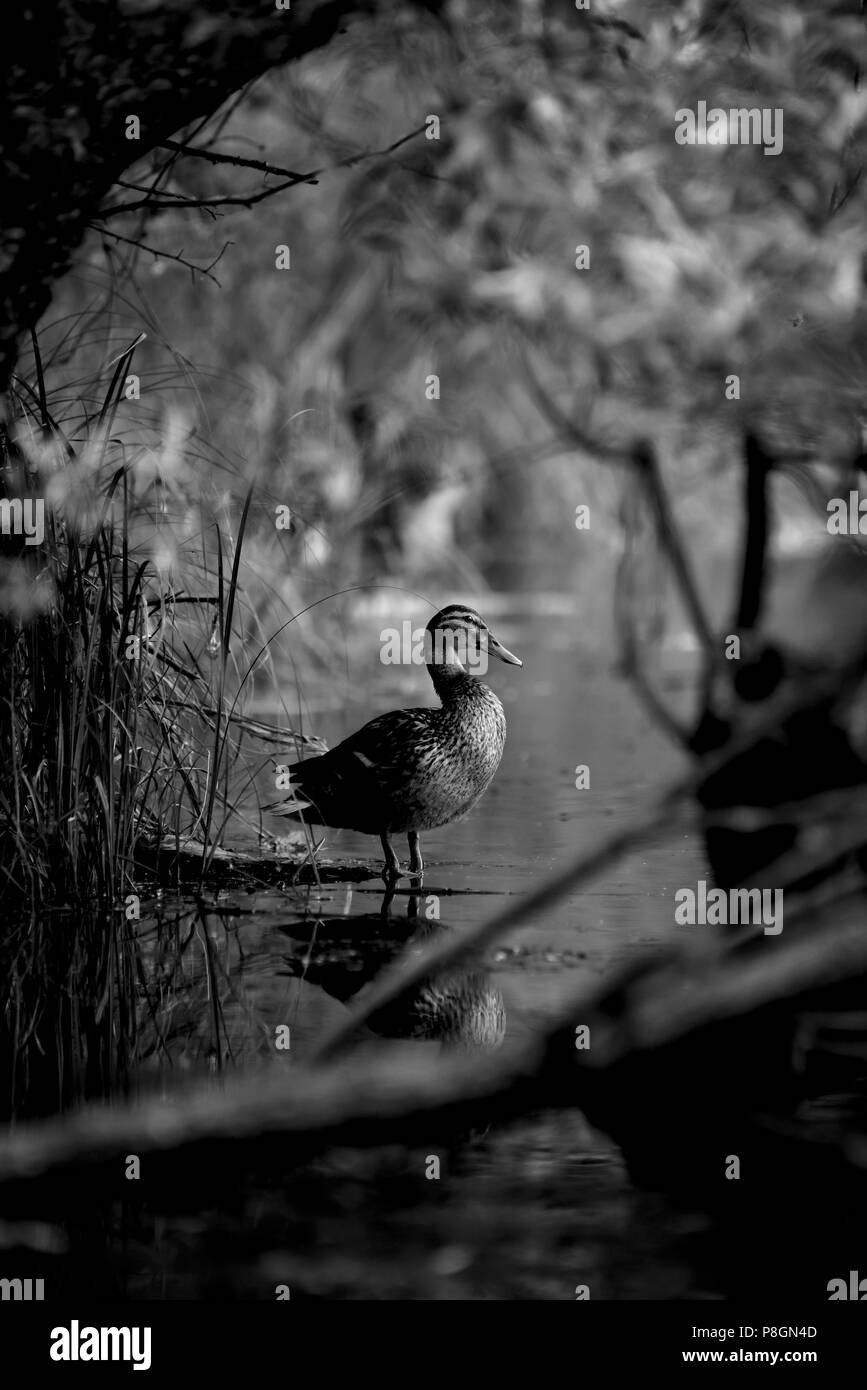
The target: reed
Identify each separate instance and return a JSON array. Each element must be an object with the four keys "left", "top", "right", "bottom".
[{"left": 0, "top": 330, "right": 307, "bottom": 1116}]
